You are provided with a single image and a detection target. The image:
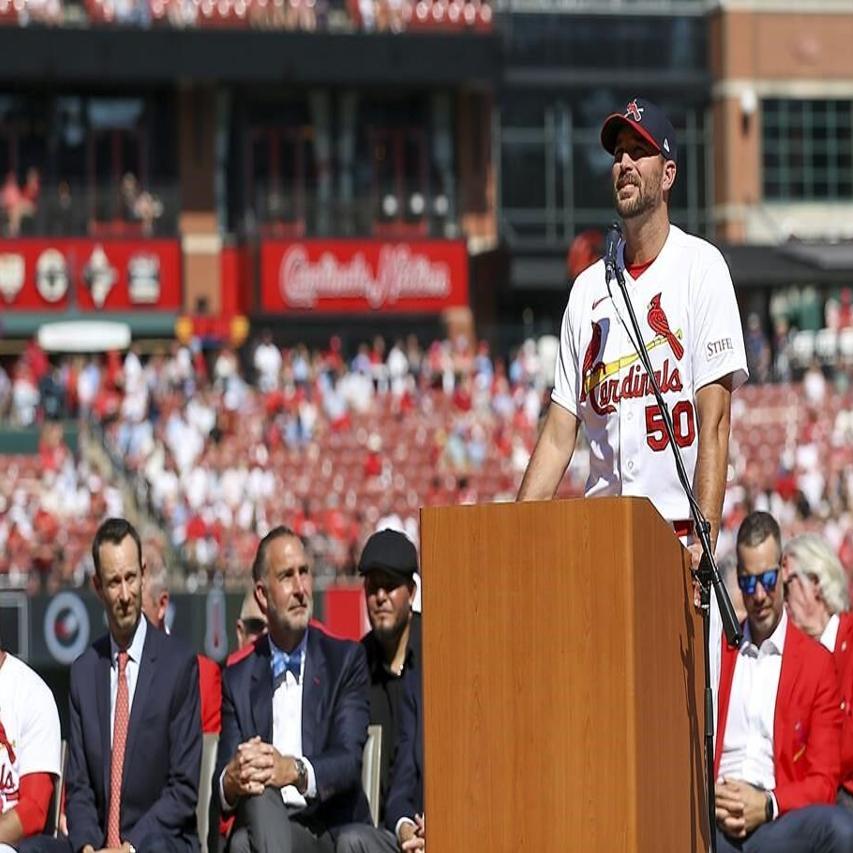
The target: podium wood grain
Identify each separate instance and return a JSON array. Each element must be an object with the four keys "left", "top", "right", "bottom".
[{"left": 420, "top": 496, "right": 708, "bottom": 853}]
